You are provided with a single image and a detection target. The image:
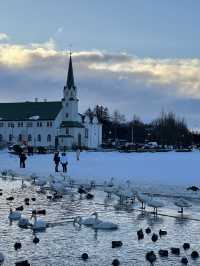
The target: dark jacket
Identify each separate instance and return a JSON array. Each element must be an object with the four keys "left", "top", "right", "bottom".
[
  {"left": 54, "top": 154, "right": 60, "bottom": 164},
  {"left": 20, "top": 153, "right": 27, "bottom": 162}
]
